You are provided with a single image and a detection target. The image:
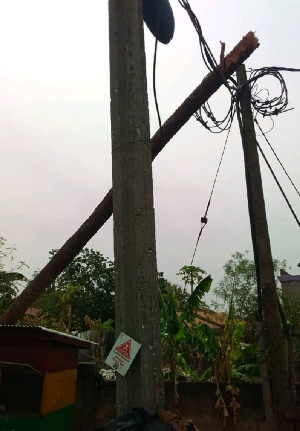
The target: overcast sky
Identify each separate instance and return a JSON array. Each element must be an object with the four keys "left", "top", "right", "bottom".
[{"left": 0, "top": 0, "right": 299, "bottom": 301}]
